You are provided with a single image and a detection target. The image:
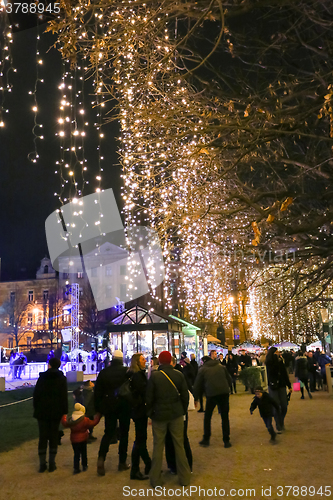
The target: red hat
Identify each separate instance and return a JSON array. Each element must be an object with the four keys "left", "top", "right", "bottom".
[{"left": 158, "top": 351, "right": 172, "bottom": 365}]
